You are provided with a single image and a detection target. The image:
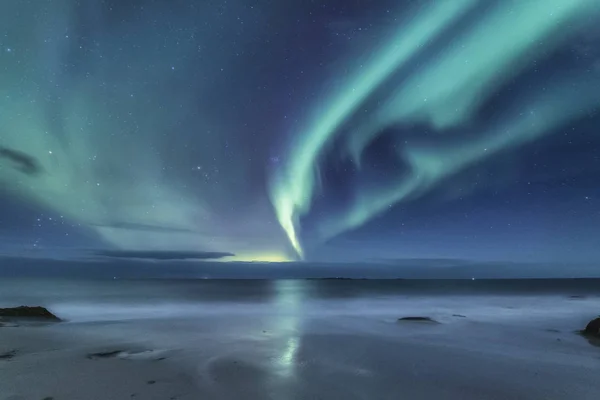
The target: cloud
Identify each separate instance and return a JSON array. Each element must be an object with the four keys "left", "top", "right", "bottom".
[
  {"left": 0, "top": 146, "right": 42, "bottom": 176},
  {"left": 1, "top": 255, "right": 599, "bottom": 279},
  {"left": 90, "top": 221, "right": 197, "bottom": 234},
  {"left": 93, "top": 250, "right": 234, "bottom": 261}
]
